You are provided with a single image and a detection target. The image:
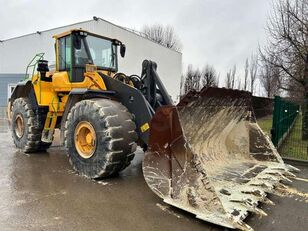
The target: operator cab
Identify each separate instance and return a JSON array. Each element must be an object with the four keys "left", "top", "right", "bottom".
[{"left": 53, "top": 29, "right": 126, "bottom": 82}]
